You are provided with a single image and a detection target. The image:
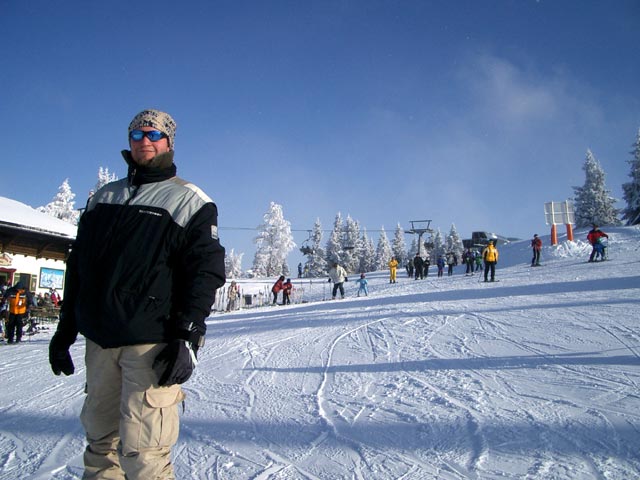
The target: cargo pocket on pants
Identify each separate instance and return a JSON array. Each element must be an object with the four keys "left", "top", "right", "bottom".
[{"left": 140, "top": 386, "right": 186, "bottom": 448}]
